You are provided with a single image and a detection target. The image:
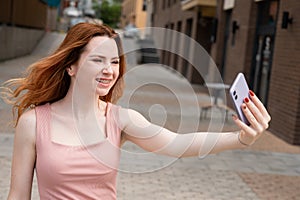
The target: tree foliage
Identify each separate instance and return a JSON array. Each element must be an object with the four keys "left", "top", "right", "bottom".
[{"left": 93, "top": 0, "right": 121, "bottom": 28}]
